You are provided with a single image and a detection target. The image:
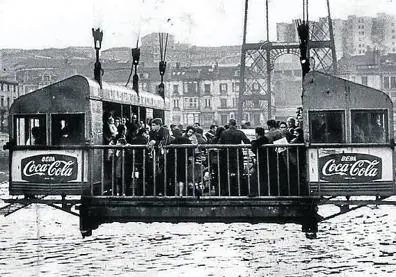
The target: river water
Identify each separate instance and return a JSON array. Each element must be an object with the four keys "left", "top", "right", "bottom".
[{"left": 1, "top": 178, "right": 396, "bottom": 277}]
